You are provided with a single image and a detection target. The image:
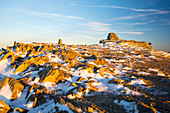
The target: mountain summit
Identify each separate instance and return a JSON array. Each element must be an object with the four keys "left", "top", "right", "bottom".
[{"left": 0, "top": 34, "right": 169, "bottom": 113}]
